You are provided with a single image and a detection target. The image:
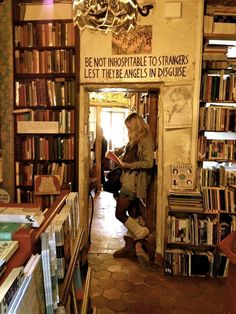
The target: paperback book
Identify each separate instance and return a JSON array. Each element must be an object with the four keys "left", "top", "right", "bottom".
[
  {"left": 105, "top": 151, "right": 124, "bottom": 168},
  {"left": 0, "top": 266, "right": 24, "bottom": 313},
  {"left": 0, "top": 240, "right": 19, "bottom": 267},
  {"left": 7, "top": 254, "right": 46, "bottom": 314},
  {"left": 171, "top": 163, "right": 194, "bottom": 190}
]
